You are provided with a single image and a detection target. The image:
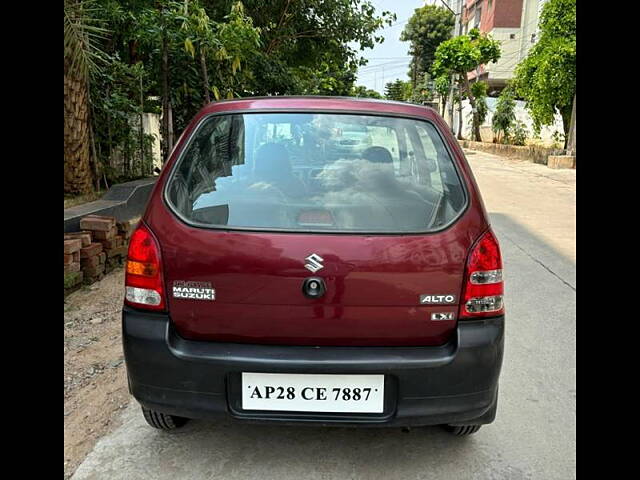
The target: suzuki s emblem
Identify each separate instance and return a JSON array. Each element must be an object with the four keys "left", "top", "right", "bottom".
[{"left": 304, "top": 253, "right": 324, "bottom": 273}]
